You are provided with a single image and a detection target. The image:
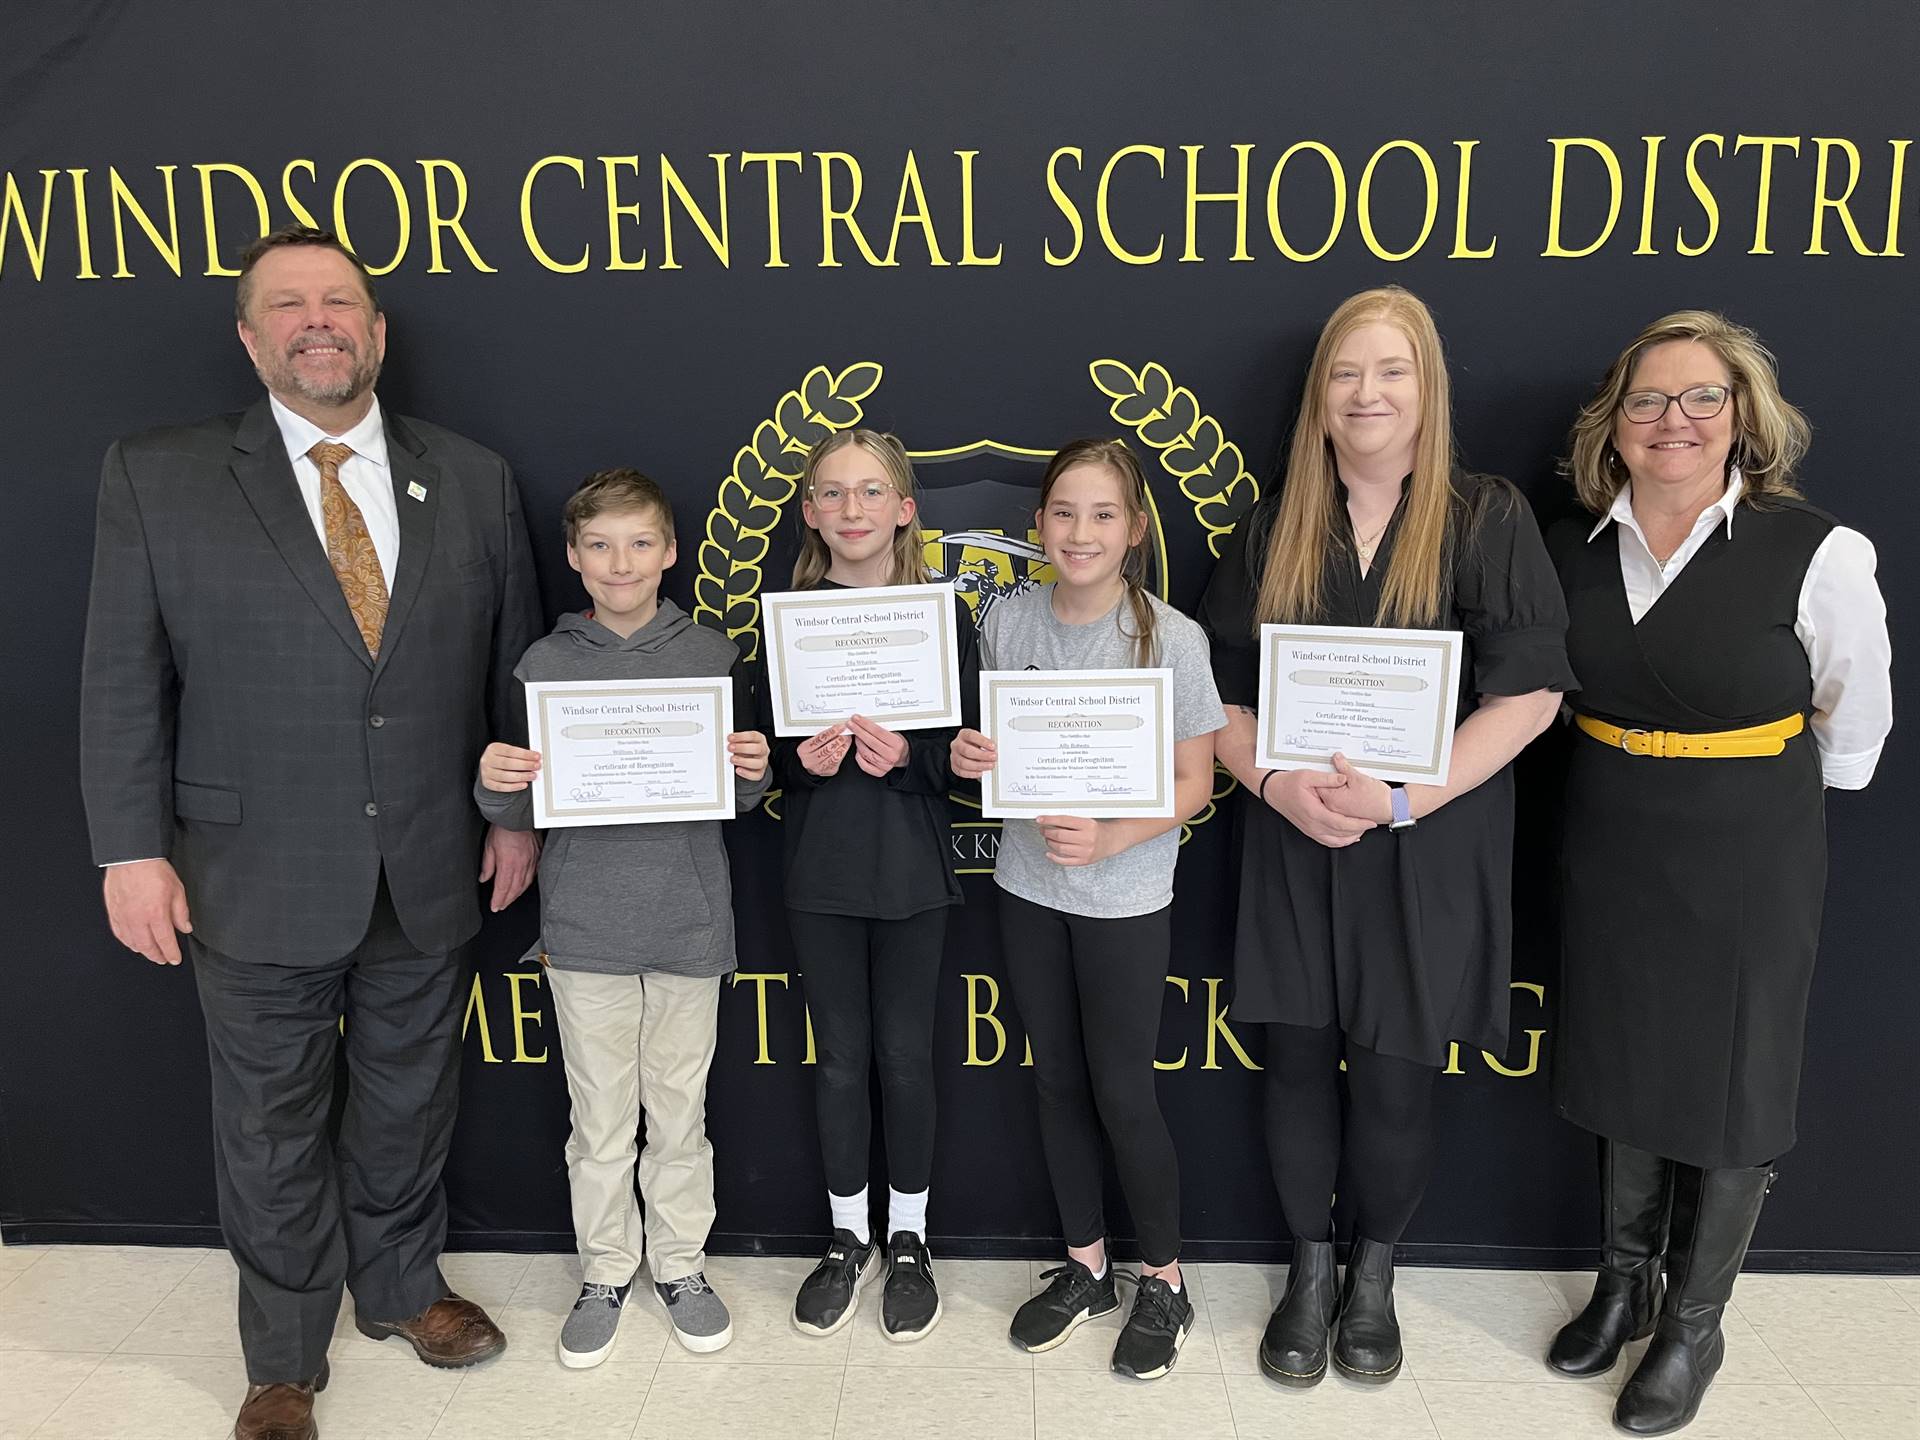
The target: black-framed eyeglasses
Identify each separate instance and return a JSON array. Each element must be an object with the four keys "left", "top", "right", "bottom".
[{"left": 1619, "top": 384, "right": 1730, "bottom": 424}]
